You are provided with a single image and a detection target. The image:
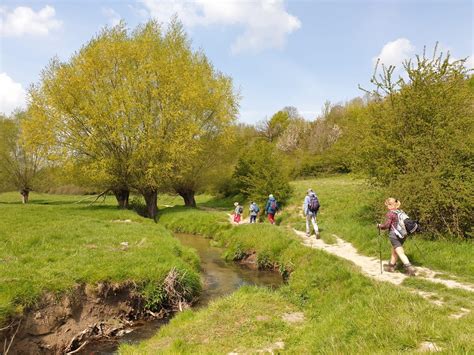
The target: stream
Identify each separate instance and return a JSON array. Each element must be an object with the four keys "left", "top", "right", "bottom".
[{"left": 80, "top": 233, "right": 283, "bottom": 354}]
